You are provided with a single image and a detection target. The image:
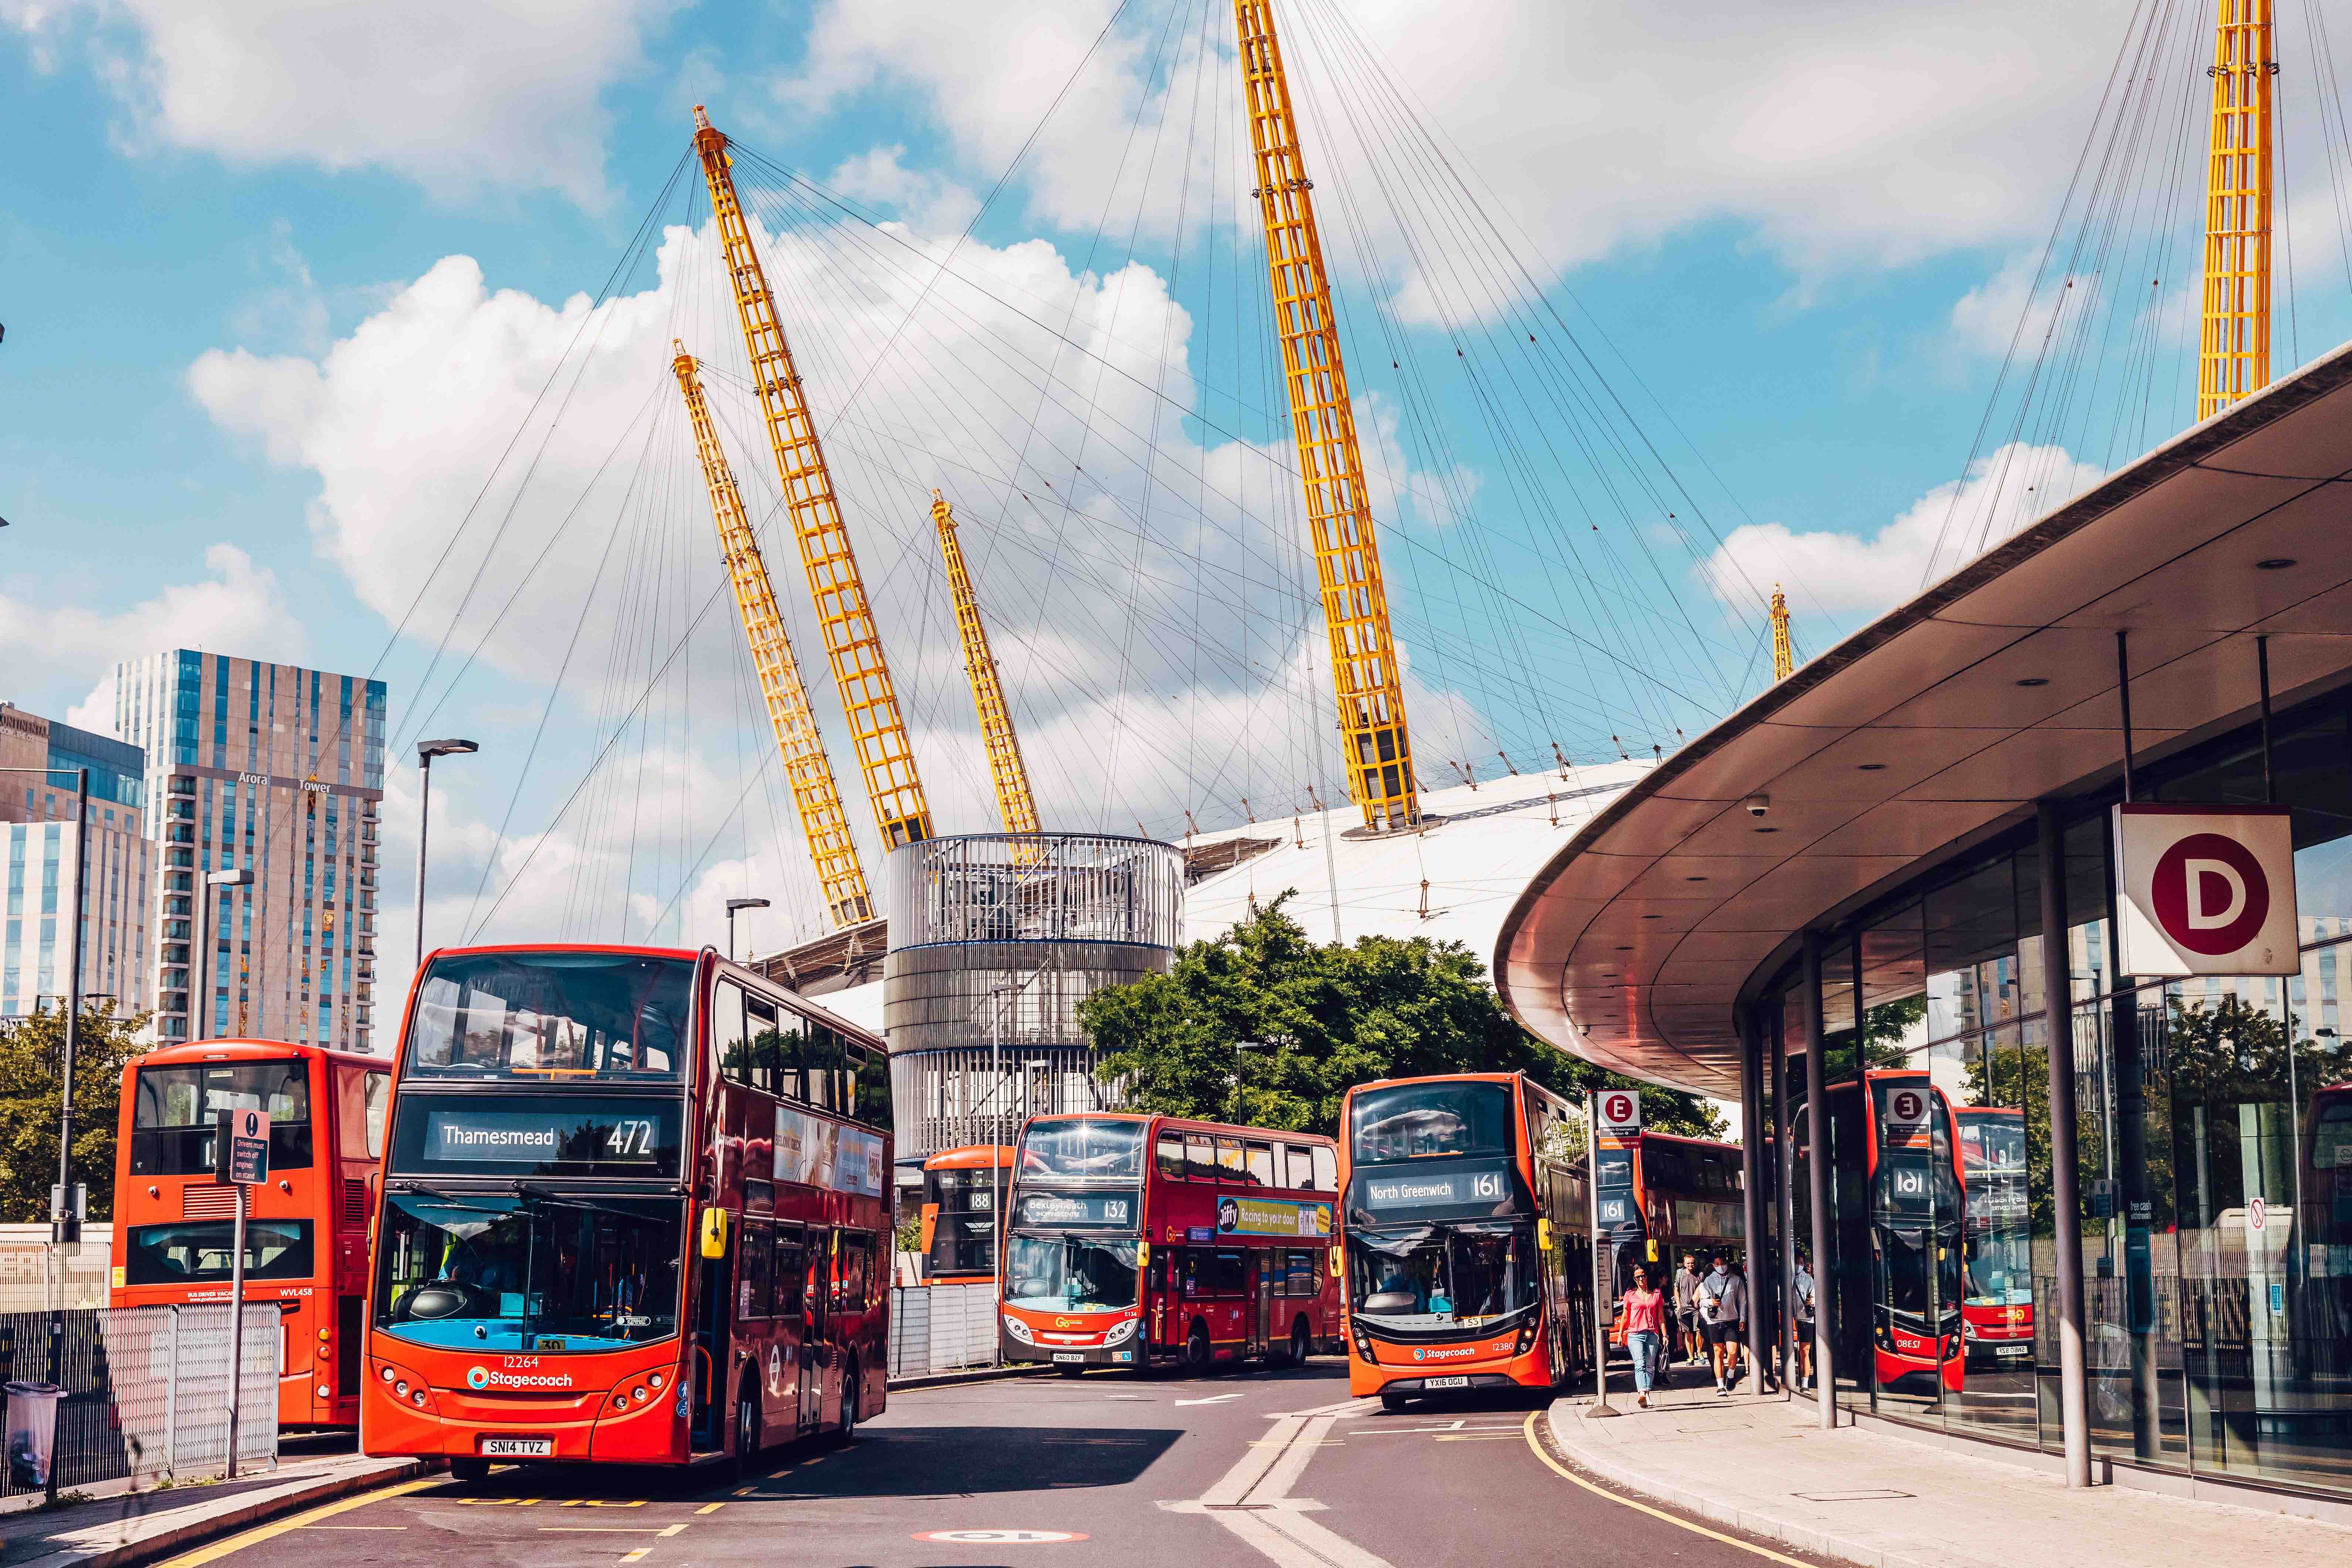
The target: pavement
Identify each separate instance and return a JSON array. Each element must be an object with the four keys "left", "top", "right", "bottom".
[
  {"left": 0, "top": 1448, "right": 436, "bottom": 1568},
  {"left": 1546, "top": 1361, "right": 2347, "bottom": 1568},
  {"left": 123, "top": 1359, "right": 1829, "bottom": 1568}
]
